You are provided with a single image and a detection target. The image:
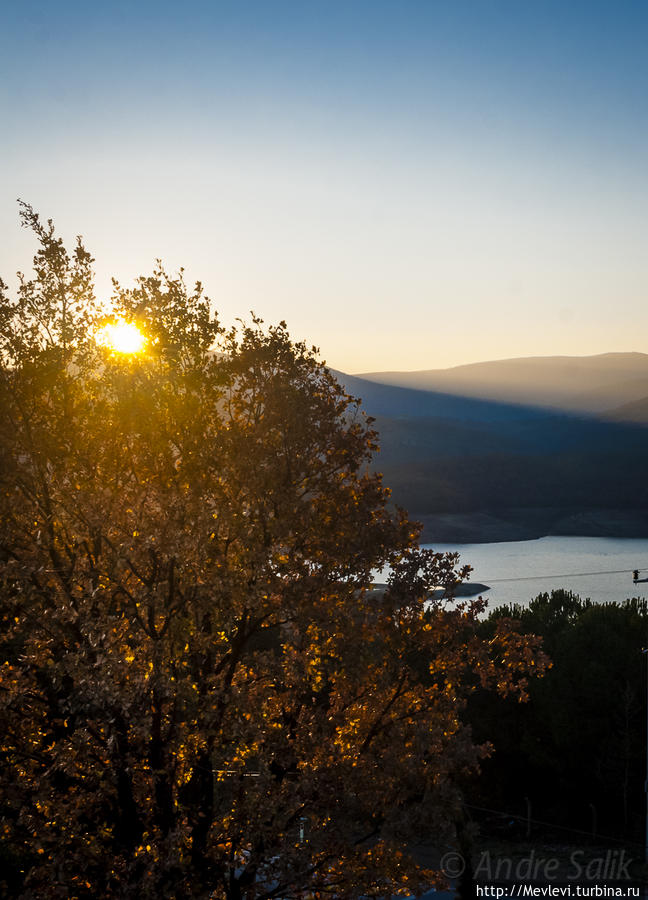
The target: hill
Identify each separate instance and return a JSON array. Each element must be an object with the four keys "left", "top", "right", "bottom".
[
  {"left": 333, "top": 359, "right": 648, "bottom": 543},
  {"left": 358, "top": 352, "right": 648, "bottom": 416}
]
